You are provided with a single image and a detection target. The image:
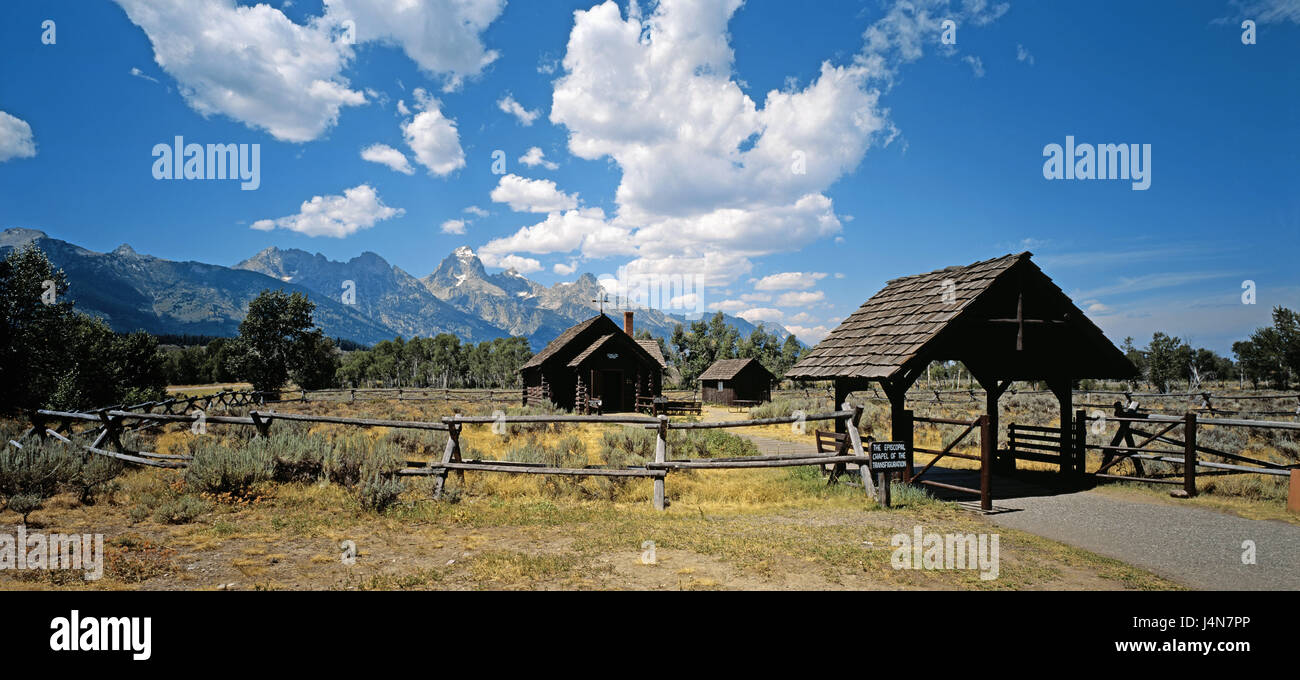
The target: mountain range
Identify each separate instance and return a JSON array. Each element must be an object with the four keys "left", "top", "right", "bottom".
[{"left": 0, "top": 228, "right": 798, "bottom": 351}]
